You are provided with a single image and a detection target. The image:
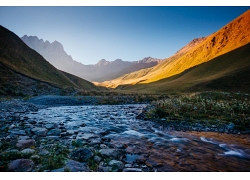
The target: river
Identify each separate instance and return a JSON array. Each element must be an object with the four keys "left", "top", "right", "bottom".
[{"left": 22, "top": 104, "right": 250, "bottom": 171}]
